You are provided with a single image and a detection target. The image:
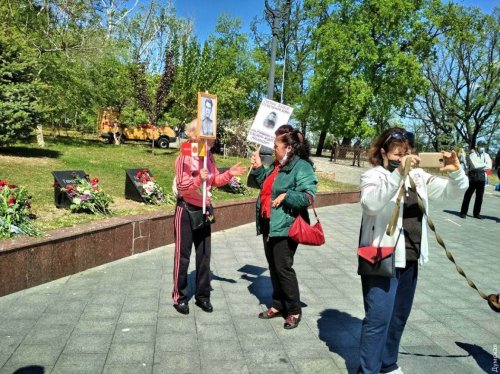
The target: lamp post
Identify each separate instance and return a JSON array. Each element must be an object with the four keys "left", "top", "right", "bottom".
[
  {"left": 259, "top": 0, "right": 291, "bottom": 164},
  {"left": 280, "top": 42, "right": 292, "bottom": 104},
  {"left": 264, "top": 0, "right": 287, "bottom": 100}
]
